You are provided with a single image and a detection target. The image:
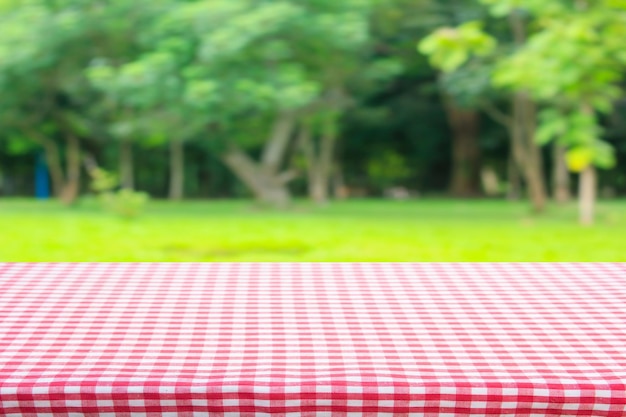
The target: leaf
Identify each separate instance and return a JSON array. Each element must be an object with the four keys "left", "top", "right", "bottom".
[
  {"left": 7, "top": 135, "right": 36, "bottom": 155},
  {"left": 419, "top": 23, "right": 495, "bottom": 73},
  {"left": 440, "top": 49, "right": 469, "bottom": 73},
  {"left": 592, "top": 140, "right": 616, "bottom": 169},
  {"left": 605, "top": 0, "right": 626, "bottom": 10},
  {"left": 566, "top": 147, "right": 593, "bottom": 173},
  {"left": 591, "top": 96, "right": 613, "bottom": 114},
  {"left": 536, "top": 117, "right": 566, "bottom": 145},
  {"left": 479, "top": 0, "right": 515, "bottom": 17}
]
